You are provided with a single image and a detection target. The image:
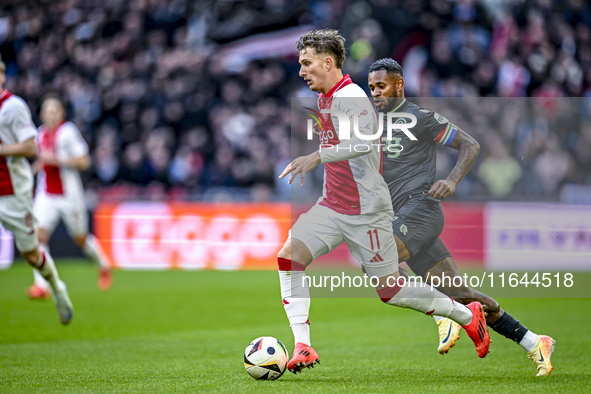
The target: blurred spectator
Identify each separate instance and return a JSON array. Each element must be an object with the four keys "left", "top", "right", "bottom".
[
  {"left": 478, "top": 136, "right": 522, "bottom": 199},
  {"left": 0, "top": 0, "right": 590, "bottom": 202},
  {"left": 533, "top": 135, "right": 574, "bottom": 195}
]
